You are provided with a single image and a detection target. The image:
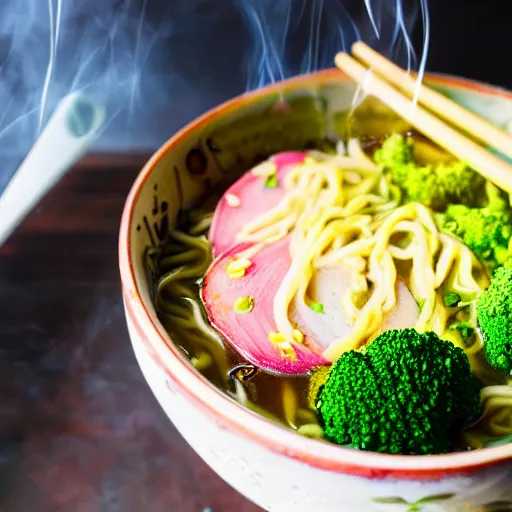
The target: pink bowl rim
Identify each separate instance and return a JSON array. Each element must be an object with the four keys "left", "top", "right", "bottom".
[{"left": 119, "top": 68, "right": 512, "bottom": 479}]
